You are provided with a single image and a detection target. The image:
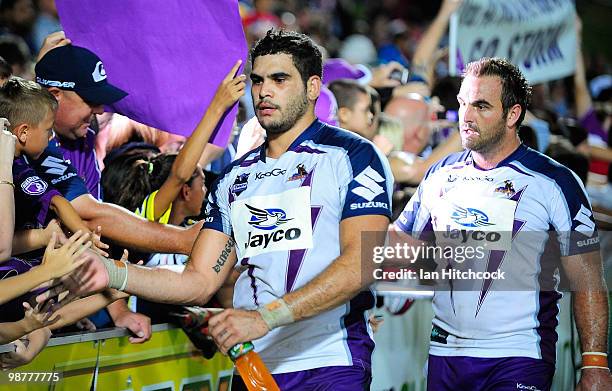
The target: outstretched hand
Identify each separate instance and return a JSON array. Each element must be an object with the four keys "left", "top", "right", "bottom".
[
  {"left": 211, "top": 60, "right": 247, "bottom": 112},
  {"left": 41, "top": 230, "right": 91, "bottom": 280}
]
